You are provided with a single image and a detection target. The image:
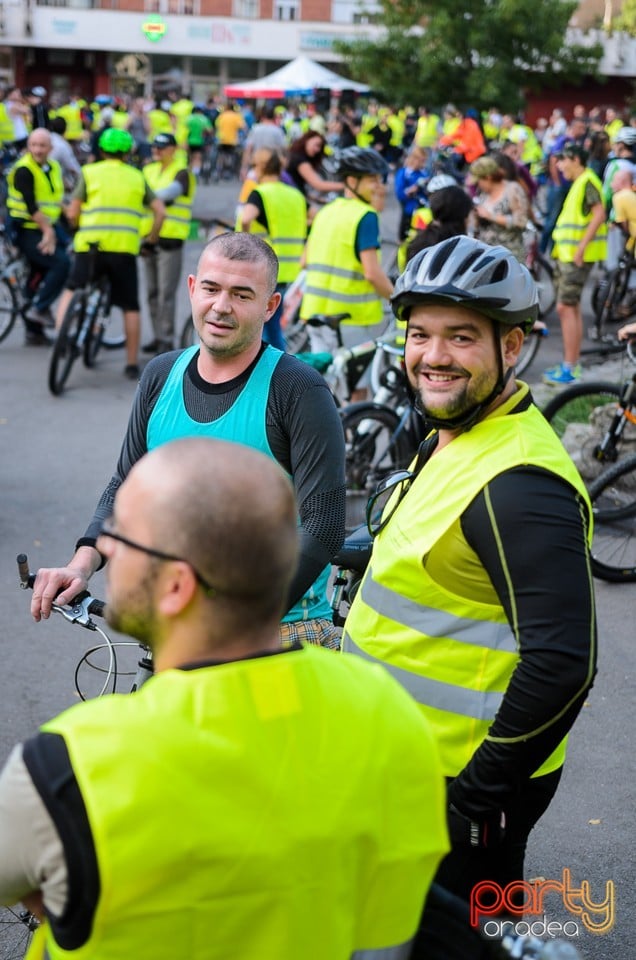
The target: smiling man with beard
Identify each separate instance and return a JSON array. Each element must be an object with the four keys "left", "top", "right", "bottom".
[{"left": 342, "top": 235, "right": 597, "bottom": 954}]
